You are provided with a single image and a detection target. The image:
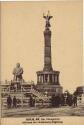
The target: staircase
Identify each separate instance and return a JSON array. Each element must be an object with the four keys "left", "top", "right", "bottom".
[{"left": 30, "top": 88, "right": 50, "bottom": 102}]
